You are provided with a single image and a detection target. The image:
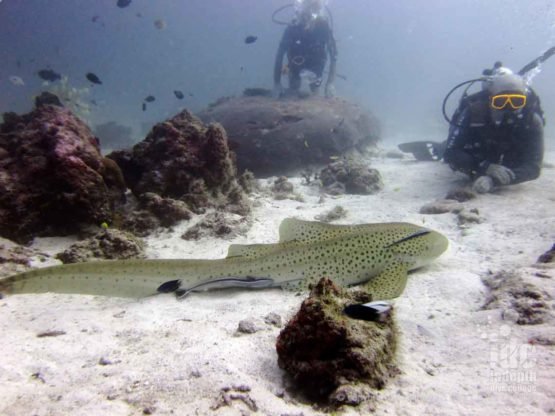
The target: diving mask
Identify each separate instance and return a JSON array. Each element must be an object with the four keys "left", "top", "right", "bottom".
[{"left": 490, "top": 94, "right": 527, "bottom": 110}]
